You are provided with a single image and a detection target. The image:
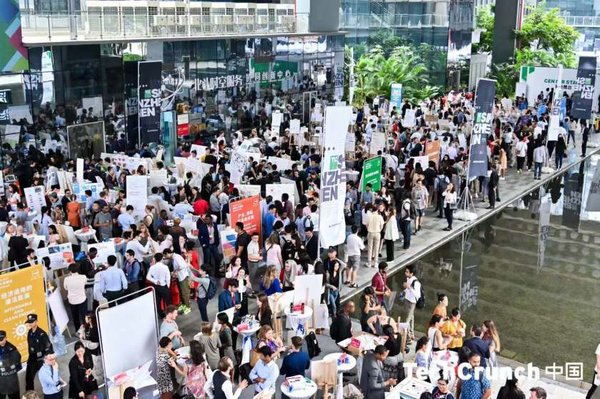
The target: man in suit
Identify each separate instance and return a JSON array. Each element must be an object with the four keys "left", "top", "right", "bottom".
[
  {"left": 218, "top": 278, "right": 241, "bottom": 315},
  {"left": 487, "top": 162, "right": 500, "bottom": 209},
  {"left": 197, "top": 213, "right": 220, "bottom": 276},
  {"left": 359, "top": 345, "right": 397, "bottom": 399}
]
